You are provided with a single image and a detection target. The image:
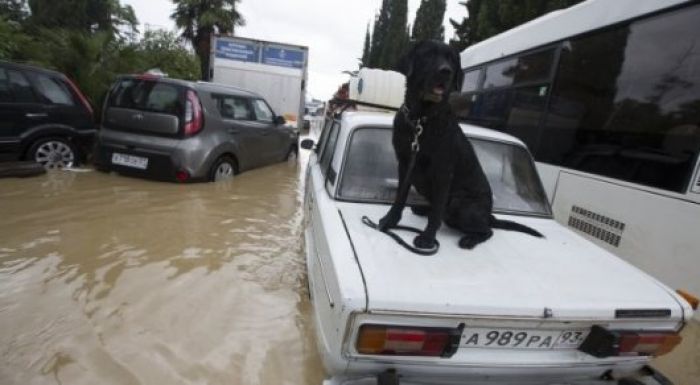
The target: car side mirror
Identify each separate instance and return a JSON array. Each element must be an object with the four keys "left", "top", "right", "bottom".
[
  {"left": 300, "top": 139, "right": 315, "bottom": 150},
  {"left": 274, "top": 115, "right": 286, "bottom": 125}
]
